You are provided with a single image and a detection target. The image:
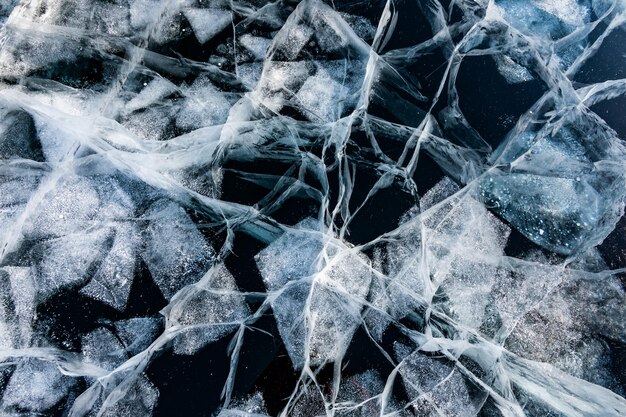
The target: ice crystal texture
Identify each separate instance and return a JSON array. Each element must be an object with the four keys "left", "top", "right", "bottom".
[{"left": 0, "top": 0, "right": 625, "bottom": 416}]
